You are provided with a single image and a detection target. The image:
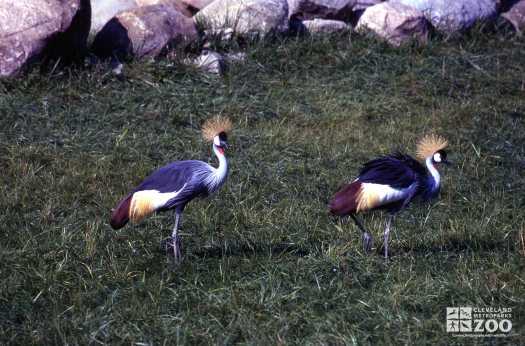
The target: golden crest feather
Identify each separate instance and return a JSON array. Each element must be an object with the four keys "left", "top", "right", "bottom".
[
  {"left": 416, "top": 134, "right": 448, "bottom": 160},
  {"left": 202, "top": 116, "right": 232, "bottom": 142}
]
